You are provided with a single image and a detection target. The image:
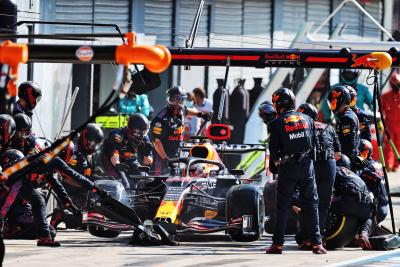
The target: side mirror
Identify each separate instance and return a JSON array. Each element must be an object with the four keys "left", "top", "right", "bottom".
[
  {"left": 229, "top": 169, "right": 244, "bottom": 176},
  {"left": 207, "top": 124, "right": 231, "bottom": 141},
  {"left": 138, "top": 166, "right": 150, "bottom": 174}
]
